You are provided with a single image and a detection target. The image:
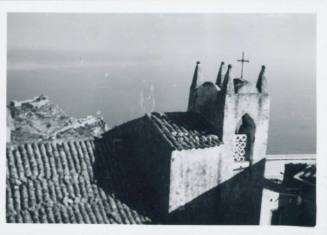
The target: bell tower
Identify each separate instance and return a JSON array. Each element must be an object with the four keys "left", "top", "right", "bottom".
[{"left": 187, "top": 60, "right": 270, "bottom": 164}]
